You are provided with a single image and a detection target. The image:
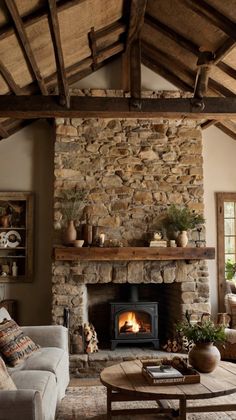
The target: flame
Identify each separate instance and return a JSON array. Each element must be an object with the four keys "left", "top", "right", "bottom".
[{"left": 119, "top": 311, "right": 140, "bottom": 333}]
